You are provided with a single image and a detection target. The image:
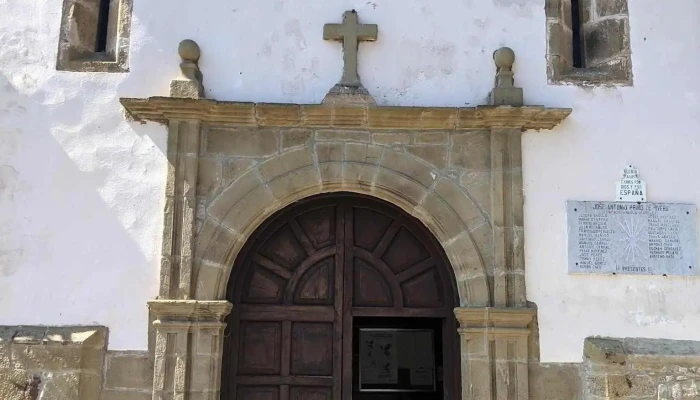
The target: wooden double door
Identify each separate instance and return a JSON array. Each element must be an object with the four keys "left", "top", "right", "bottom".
[{"left": 222, "top": 194, "right": 459, "bottom": 400}]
